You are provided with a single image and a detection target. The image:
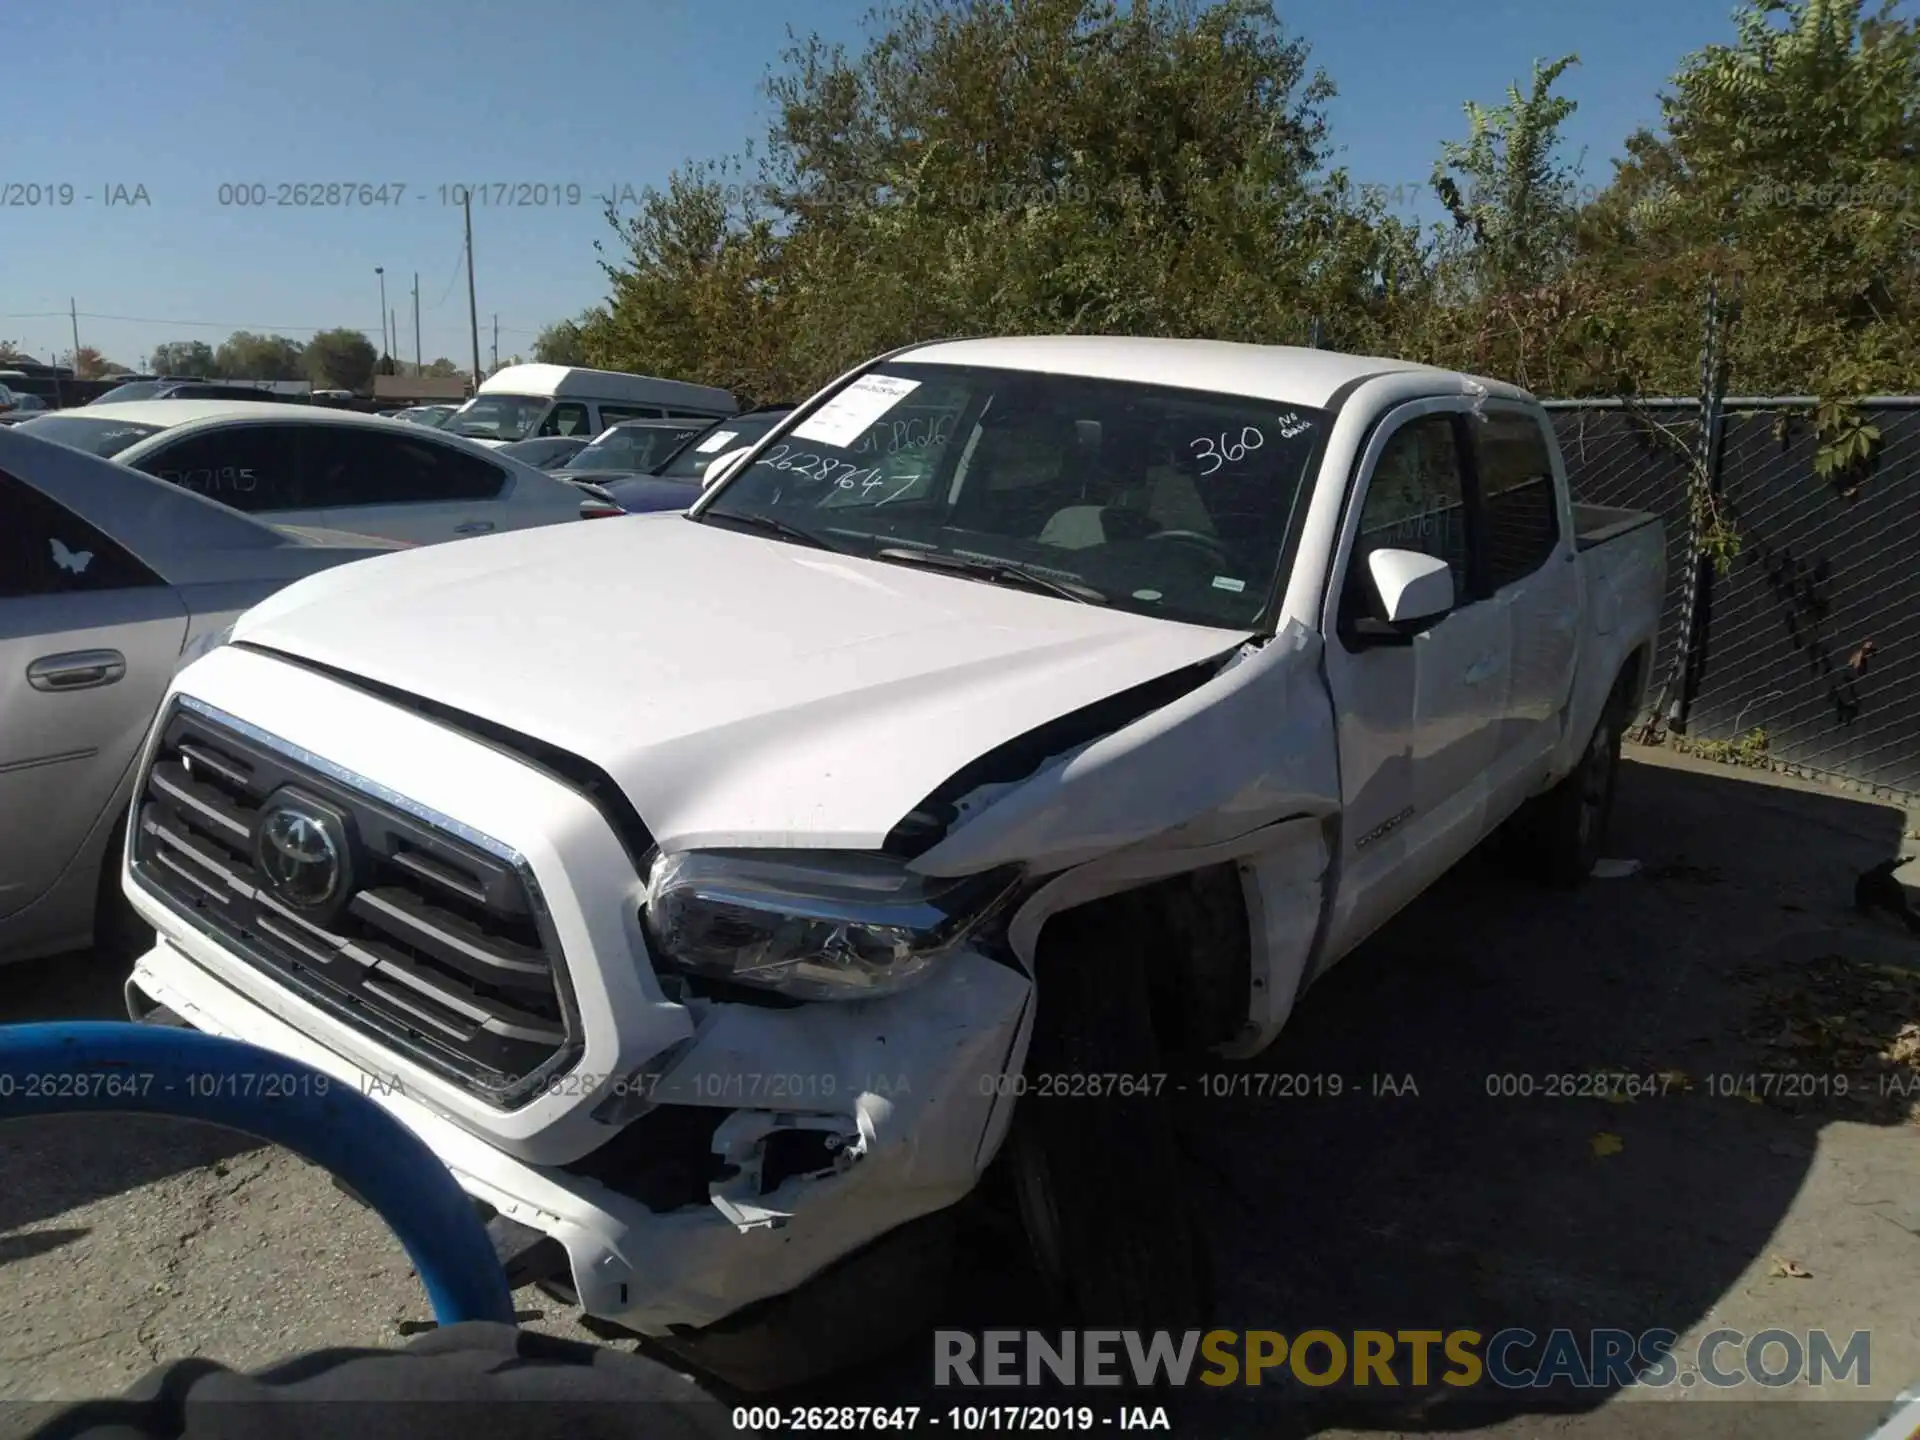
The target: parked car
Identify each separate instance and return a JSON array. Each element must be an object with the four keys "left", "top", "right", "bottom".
[
  {"left": 18, "top": 401, "right": 590, "bottom": 546},
  {"left": 498, "top": 435, "right": 592, "bottom": 471},
  {"left": 552, "top": 418, "right": 709, "bottom": 486},
  {"left": 0, "top": 425, "right": 401, "bottom": 967},
  {"left": 0, "top": 386, "right": 49, "bottom": 424},
  {"left": 439, "top": 364, "right": 736, "bottom": 449},
  {"left": 597, "top": 407, "right": 795, "bottom": 514},
  {"left": 395, "top": 404, "right": 458, "bottom": 428},
  {"left": 89, "top": 380, "right": 310, "bottom": 404},
  {"left": 114, "top": 336, "right": 1663, "bottom": 1389}
]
